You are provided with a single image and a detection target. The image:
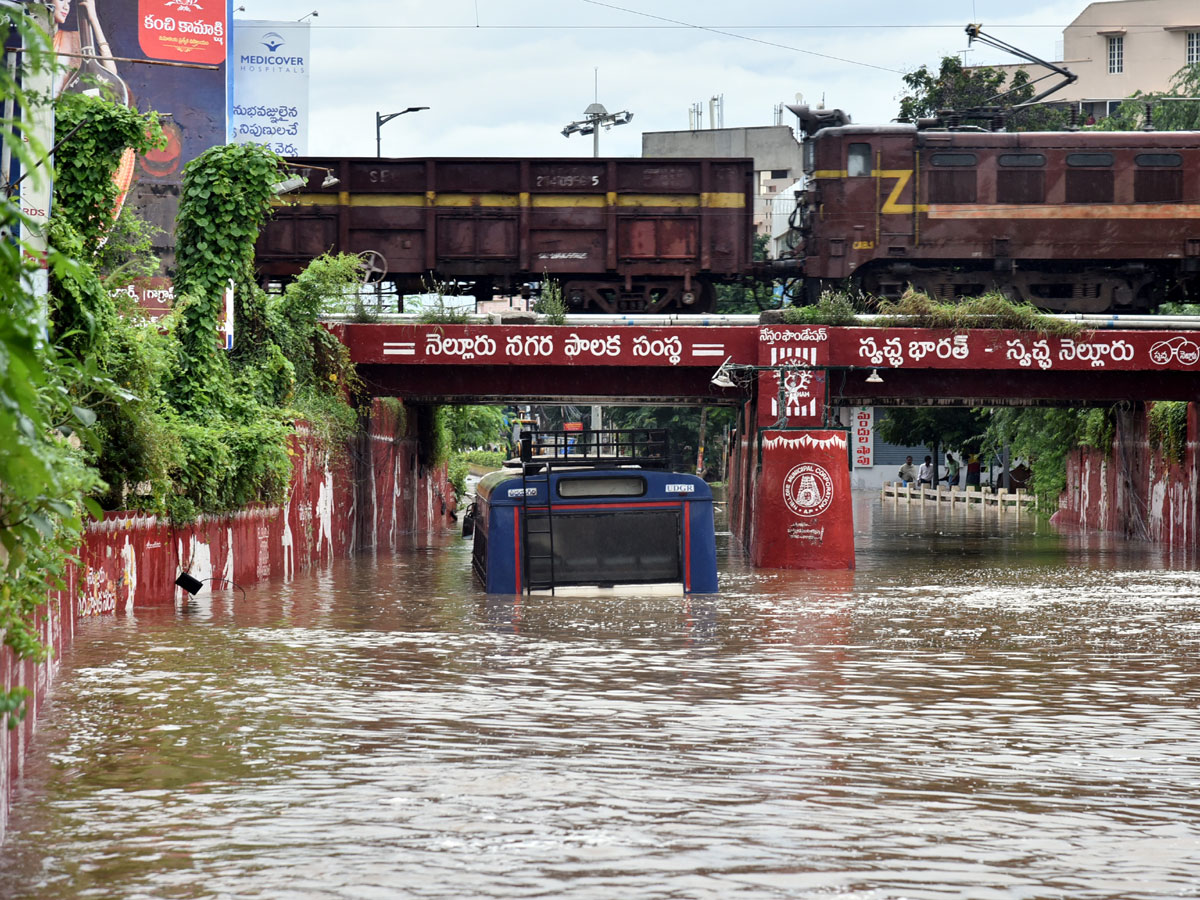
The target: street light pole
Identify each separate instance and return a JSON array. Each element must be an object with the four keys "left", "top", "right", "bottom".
[{"left": 375, "top": 107, "right": 429, "bottom": 158}]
